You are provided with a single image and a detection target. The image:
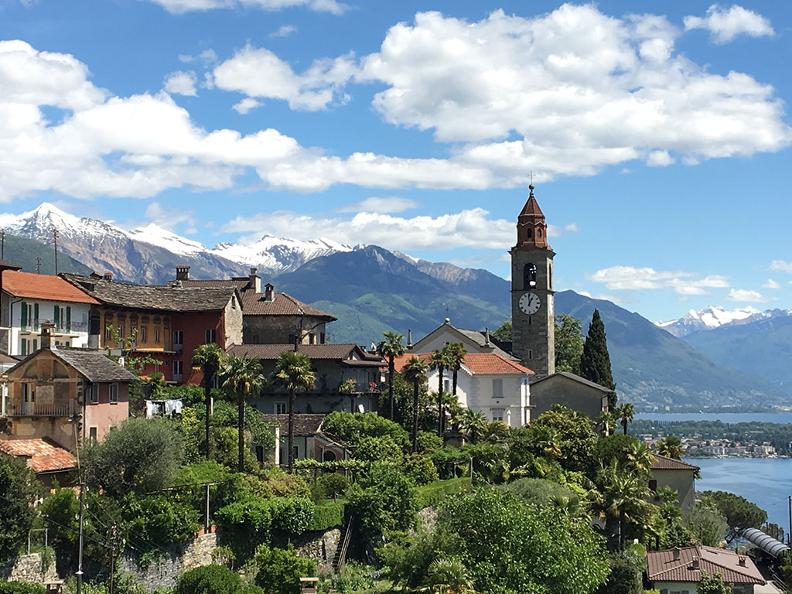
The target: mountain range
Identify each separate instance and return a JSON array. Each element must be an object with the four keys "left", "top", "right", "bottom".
[{"left": 1, "top": 202, "right": 789, "bottom": 409}]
